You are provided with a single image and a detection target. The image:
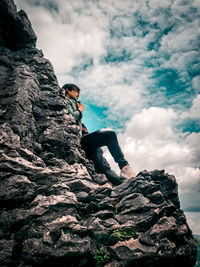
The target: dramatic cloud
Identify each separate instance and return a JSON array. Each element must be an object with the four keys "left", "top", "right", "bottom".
[
  {"left": 185, "top": 212, "right": 200, "bottom": 235},
  {"left": 104, "top": 105, "right": 200, "bottom": 211},
  {"left": 15, "top": 0, "right": 200, "bottom": 115},
  {"left": 16, "top": 0, "right": 108, "bottom": 74}
]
